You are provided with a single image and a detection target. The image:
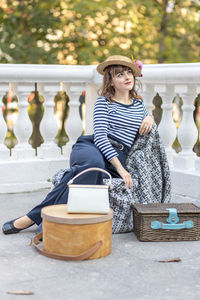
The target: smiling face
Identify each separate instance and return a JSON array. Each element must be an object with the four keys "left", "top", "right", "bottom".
[
  {"left": 100, "top": 64, "right": 138, "bottom": 103},
  {"left": 111, "top": 66, "right": 134, "bottom": 93}
]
